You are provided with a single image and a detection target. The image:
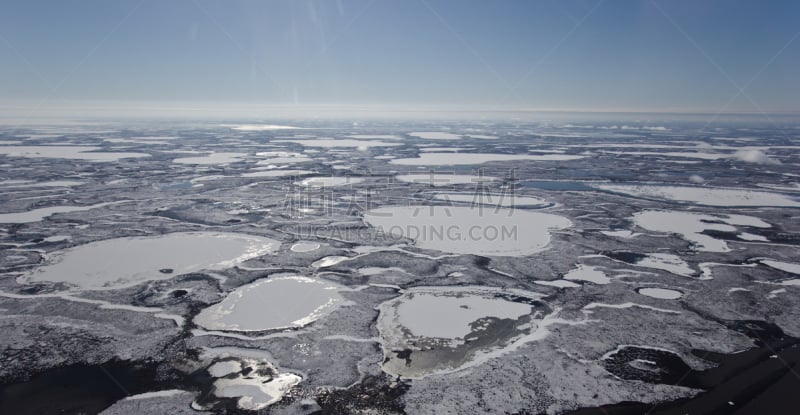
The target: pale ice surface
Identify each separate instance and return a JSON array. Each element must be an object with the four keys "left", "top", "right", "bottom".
[
  {"left": 173, "top": 152, "right": 247, "bottom": 165},
  {"left": 0, "top": 146, "right": 149, "bottom": 161},
  {"left": 395, "top": 174, "right": 496, "bottom": 186},
  {"left": 638, "top": 288, "right": 683, "bottom": 300},
  {"left": 214, "top": 373, "right": 301, "bottom": 410},
  {"left": 600, "top": 151, "right": 731, "bottom": 160},
  {"left": 633, "top": 210, "right": 770, "bottom": 252},
  {"left": 635, "top": 253, "right": 695, "bottom": 277},
  {"left": 601, "top": 230, "right": 640, "bottom": 238},
  {"left": 255, "top": 151, "right": 312, "bottom": 165},
  {"left": 595, "top": 184, "right": 800, "bottom": 207},
  {"left": 418, "top": 147, "right": 473, "bottom": 152},
  {"left": 20, "top": 232, "right": 278, "bottom": 290},
  {"left": 228, "top": 124, "right": 299, "bottom": 131},
  {"left": 563, "top": 264, "right": 611, "bottom": 284},
  {"left": 535, "top": 279, "right": 582, "bottom": 288},
  {"left": 347, "top": 134, "right": 403, "bottom": 140},
  {"left": 124, "top": 389, "right": 191, "bottom": 401},
  {"left": 312, "top": 256, "right": 349, "bottom": 268},
  {"left": 0, "top": 180, "right": 84, "bottom": 188},
  {"left": 767, "top": 288, "right": 787, "bottom": 299},
  {"left": 363, "top": 205, "right": 572, "bottom": 256},
  {"left": 760, "top": 259, "right": 800, "bottom": 275},
  {"left": 391, "top": 153, "right": 584, "bottom": 166},
  {"left": 193, "top": 276, "right": 347, "bottom": 331},
  {"left": 0, "top": 201, "right": 124, "bottom": 224},
  {"left": 207, "top": 360, "right": 242, "bottom": 377},
  {"left": 290, "top": 242, "right": 321, "bottom": 253},
  {"left": 300, "top": 176, "right": 364, "bottom": 187},
  {"left": 394, "top": 292, "right": 532, "bottom": 339},
  {"left": 274, "top": 139, "right": 400, "bottom": 148},
  {"left": 377, "top": 286, "right": 555, "bottom": 379},
  {"left": 241, "top": 169, "right": 313, "bottom": 178},
  {"left": 738, "top": 232, "right": 769, "bottom": 242},
  {"left": 409, "top": 131, "right": 462, "bottom": 140},
  {"left": 434, "top": 193, "right": 548, "bottom": 207}
]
